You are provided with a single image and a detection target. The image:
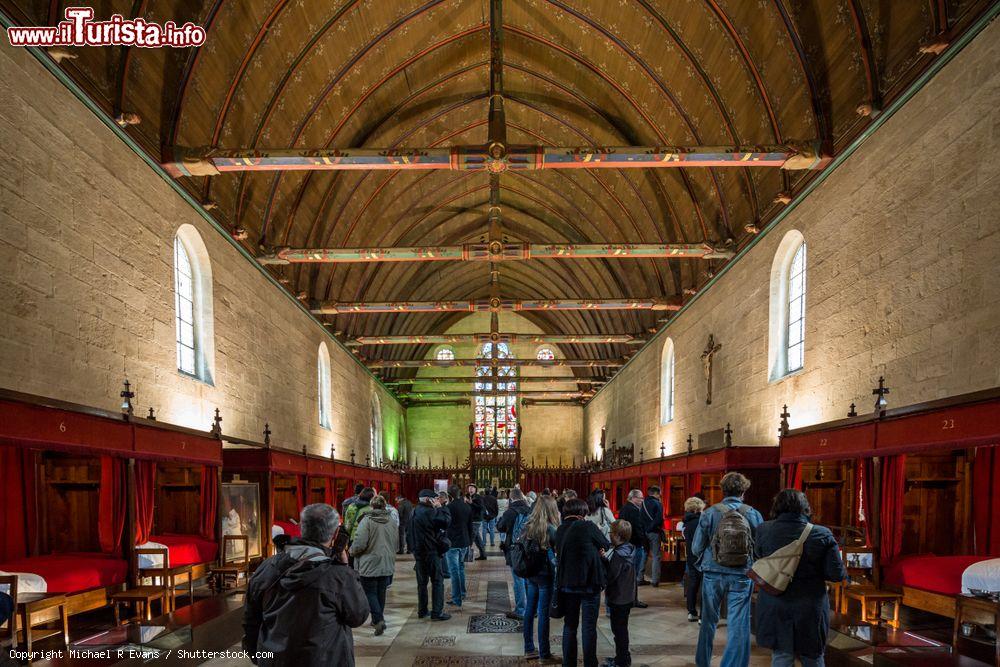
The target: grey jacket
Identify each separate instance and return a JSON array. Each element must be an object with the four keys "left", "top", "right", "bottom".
[{"left": 349, "top": 509, "right": 399, "bottom": 577}]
